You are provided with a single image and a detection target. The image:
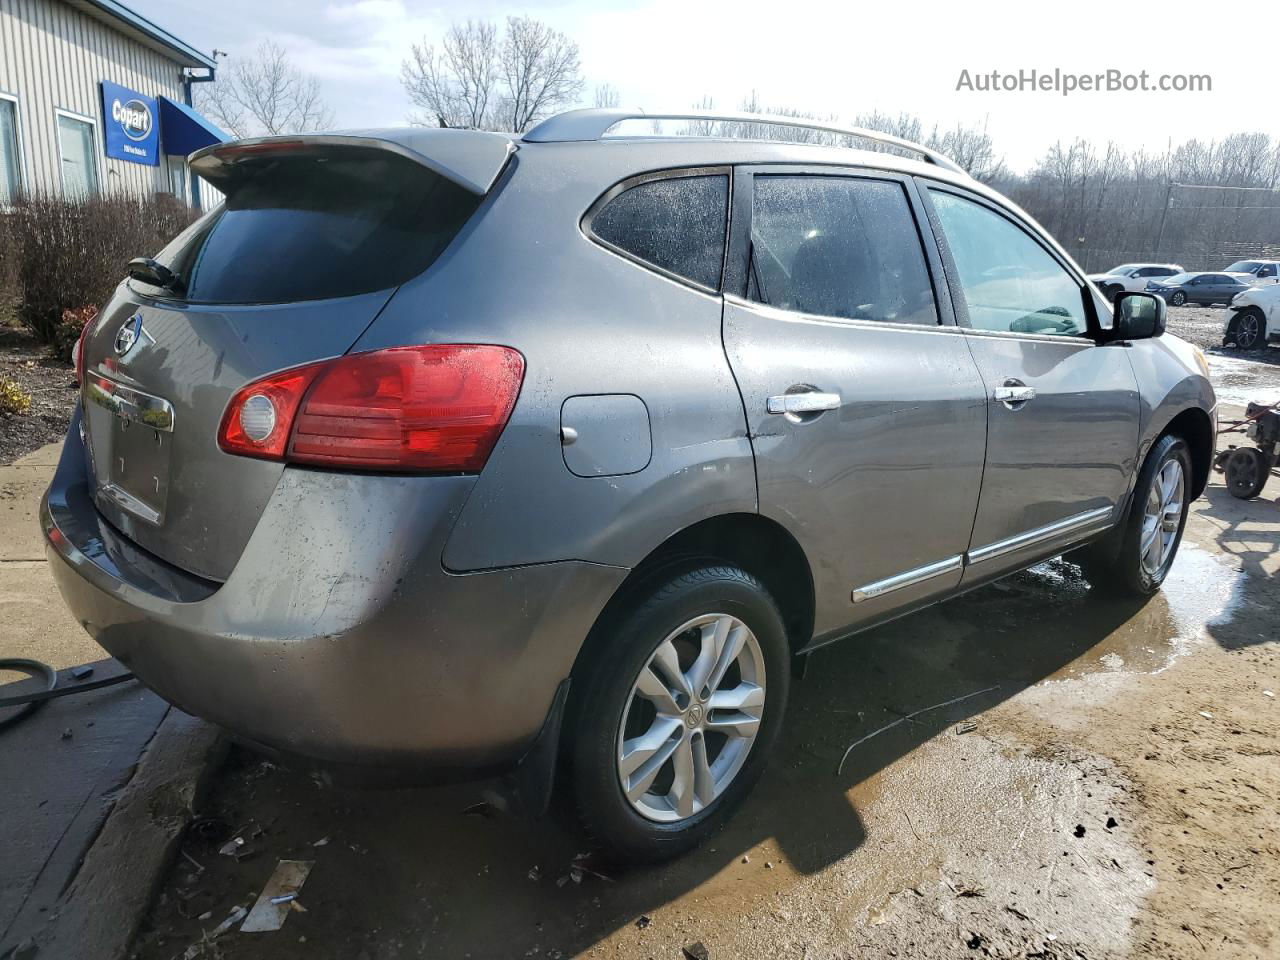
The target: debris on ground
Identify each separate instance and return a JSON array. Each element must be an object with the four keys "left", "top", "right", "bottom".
[
  {"left": 837, "top": 685, "right": 999, "bottom": 775},
  {"left": 1073, "top": 825, "right": 1086, "bottom": 838},
  {"left": 635, "top": 915, "right": 651, "bottom": 929},
  {"left": 954, "top": 721, "right": 978, "bottom": 735},
  {"left": 241, "top": 860, "right": 314, "bottom": 933},
  {"left": 1199, "top": 711, "right": 1214, "bottom": 719},
  {"left": 682, "top": 942, "right": 710, "bottom": 960},
  {"left": 70, "top": 665, "right": 93, "bottom": 680}
]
